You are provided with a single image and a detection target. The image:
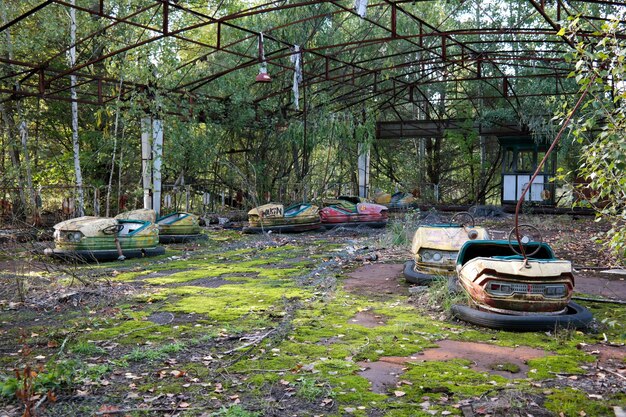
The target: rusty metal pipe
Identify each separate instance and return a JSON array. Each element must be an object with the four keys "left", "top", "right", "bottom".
[{"left": 513, "top": 72, "right": 598, "bottom": 259}]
